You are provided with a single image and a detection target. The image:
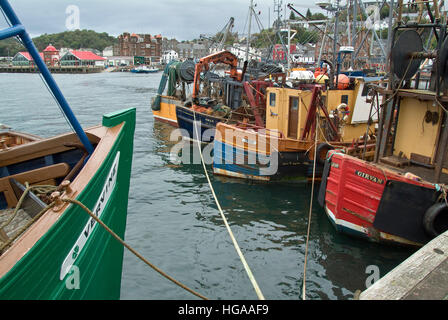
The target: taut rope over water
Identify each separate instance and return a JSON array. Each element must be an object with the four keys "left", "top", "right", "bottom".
[
  {"left": 302, "top": 111, "right": 319, "bottom": 300},
  {"left": 192, "top": 111, "right": 265, "bottom": 300}
]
